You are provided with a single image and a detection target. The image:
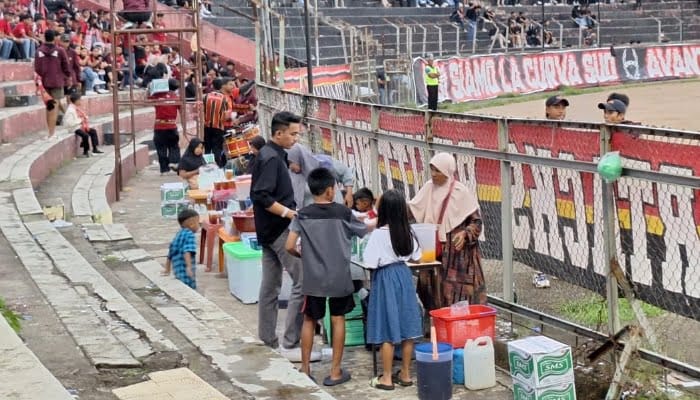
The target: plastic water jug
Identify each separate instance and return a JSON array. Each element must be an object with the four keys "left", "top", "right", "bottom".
[
  {"left": 463, "top": 336, "right": 496, "bottom": 390},
  {"left": 411, "top": 223, "right": 437, "bottom": 263}
]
